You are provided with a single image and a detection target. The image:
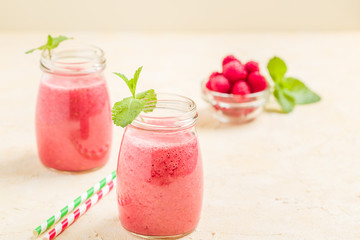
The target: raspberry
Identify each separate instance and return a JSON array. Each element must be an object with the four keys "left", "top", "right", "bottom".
[
  {"left": 211, "top": 74, "right": 231, "bottom": 93},
  {"left": 209, "top": 72, "right": 221, "bottom": 79},
  {"left": 247, "top": 71, "right": 268, "bottom": 93},
  {"left": 206, "top": 72, "right": 221, "bottom": 90},
  {"left": 231, "top": 81, "right": 251, "bottom": 95},
  {"left": 245, "top": 61, "right": 259, "bottom": 73},
  {"left": 223, "top": 61, "right": 248, "bottom": 83},
  {"left": 206, "top": 80, "right": 212, "bottom": 90},
  {"left": 222, "top": 55, "right": 241, "bottom": 66},
  {"left": 205, "top": 72, "right": 221, "bottom": 90}
]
